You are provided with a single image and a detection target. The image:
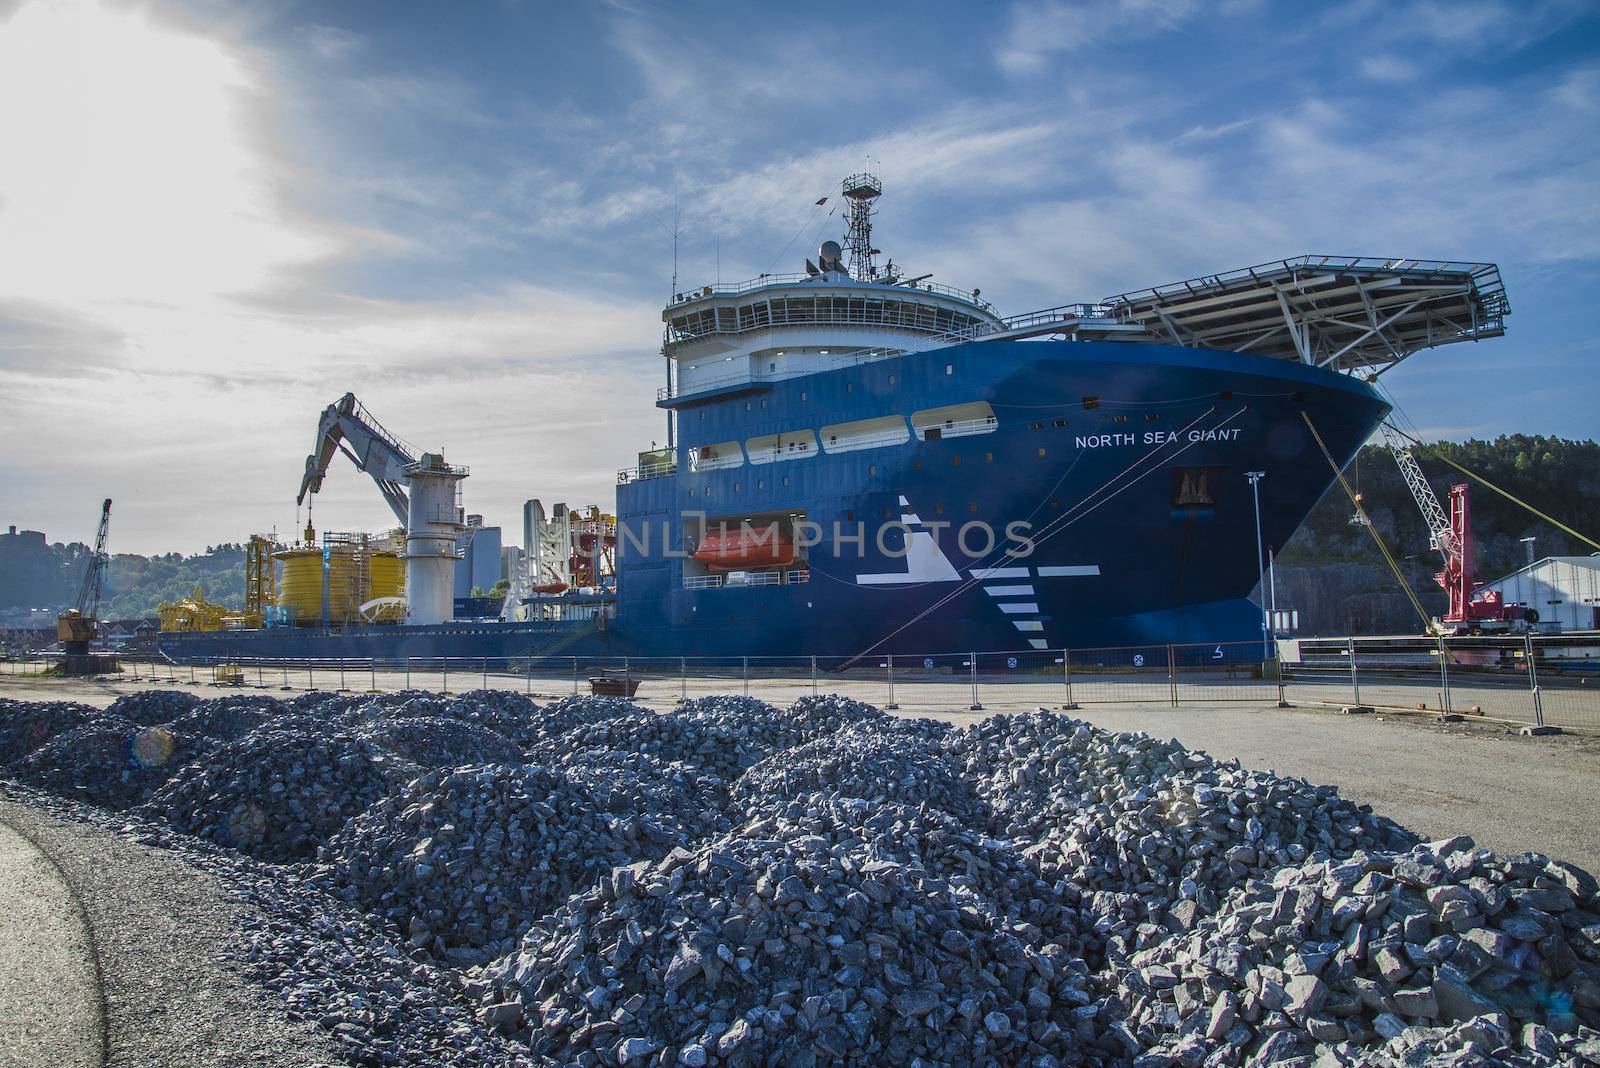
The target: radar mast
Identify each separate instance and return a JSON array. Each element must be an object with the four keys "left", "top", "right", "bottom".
[{"left": 841, "top": 172, "right": 882, "bottom": 280}]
